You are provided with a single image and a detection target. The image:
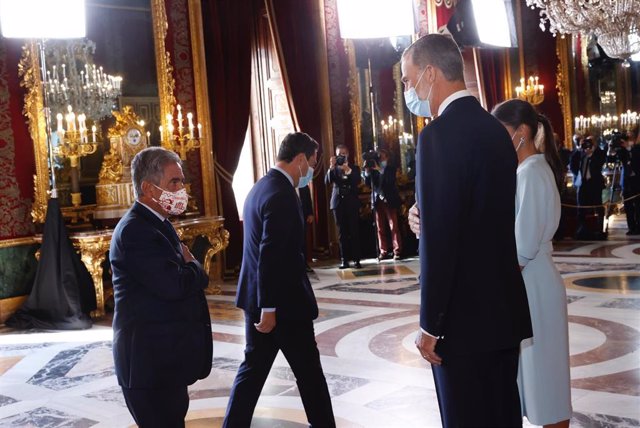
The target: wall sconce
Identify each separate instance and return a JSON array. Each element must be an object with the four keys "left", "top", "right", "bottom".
[
  {"left": 159, "top": 104, "right": 202, "bottom": 160},
  {"left": 515, "top": 75, "right": 544, "bottom": 105}
]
